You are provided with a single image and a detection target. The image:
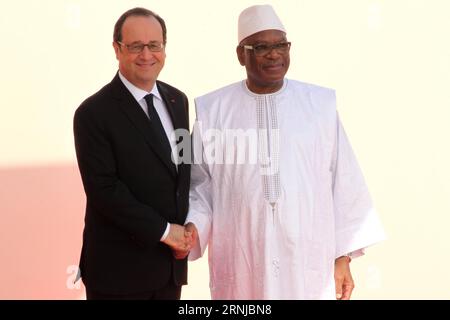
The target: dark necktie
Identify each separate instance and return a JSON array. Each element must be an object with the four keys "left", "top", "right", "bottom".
[{"left": 144, "top": 93, "right": 172, "bottom": 156}]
